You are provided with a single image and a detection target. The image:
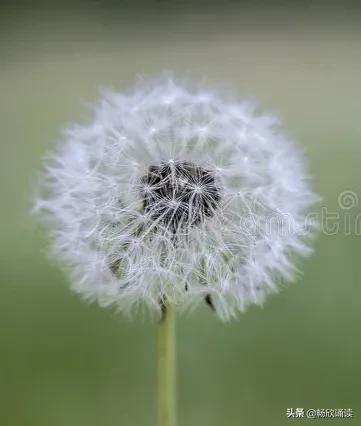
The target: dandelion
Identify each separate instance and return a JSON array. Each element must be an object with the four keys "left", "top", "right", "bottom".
[{"left": 35, "top": 75, "right": 318, "bottom": 426}]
